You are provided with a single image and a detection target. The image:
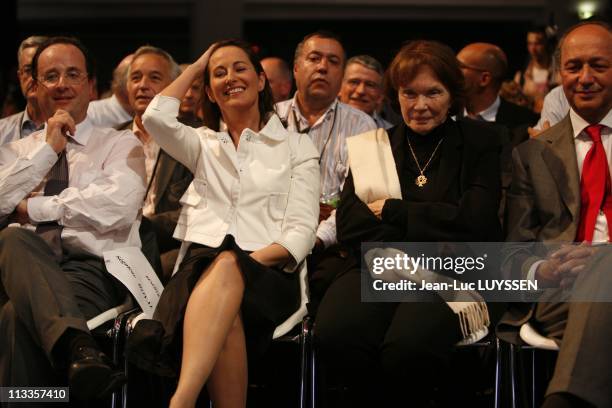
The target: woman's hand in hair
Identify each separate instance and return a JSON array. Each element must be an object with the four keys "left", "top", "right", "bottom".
[
  {"left": 193, "top": 43, "right": 217, "bottom": 72},
  {"left": 160, "top": 43, "right": 216, "bottom": 100}
]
